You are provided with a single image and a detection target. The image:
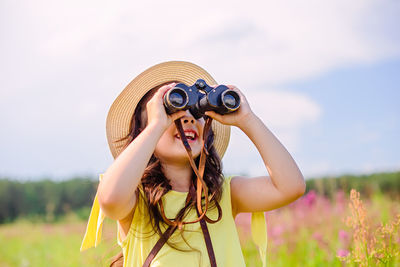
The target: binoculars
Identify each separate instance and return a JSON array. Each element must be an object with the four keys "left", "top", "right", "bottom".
[{"left": 163, "top": 79, "right": 241, "bottom": 119}]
